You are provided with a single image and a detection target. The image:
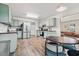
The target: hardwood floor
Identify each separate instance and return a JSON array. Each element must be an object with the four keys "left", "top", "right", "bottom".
[
  {"left": 15, "top": 36, "right": 79, "bottom": 56},
  {"left": 16, "top": 37, "right": 45, "bottom": 56}
]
